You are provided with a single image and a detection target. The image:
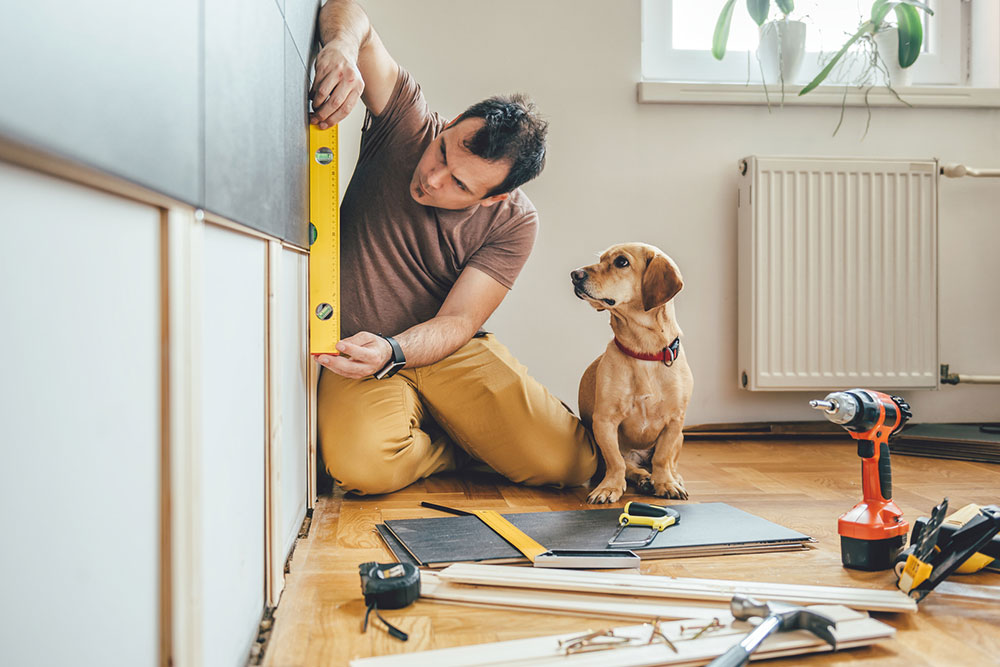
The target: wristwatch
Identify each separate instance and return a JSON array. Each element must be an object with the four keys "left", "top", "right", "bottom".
[{"left": 373, "top": 334, "right": 406, "bottom": 379}]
